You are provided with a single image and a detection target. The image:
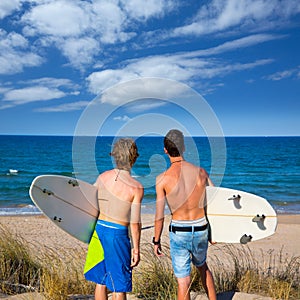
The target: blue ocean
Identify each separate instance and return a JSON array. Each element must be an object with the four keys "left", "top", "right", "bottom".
[{"left": 0, "top": 135, "right": 299, "bottom": 215}]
